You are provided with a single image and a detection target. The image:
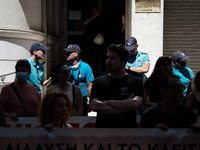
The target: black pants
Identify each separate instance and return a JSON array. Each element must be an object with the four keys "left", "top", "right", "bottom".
[{"left": 82, "top": 96, "right": 88, "bottom": 116}]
